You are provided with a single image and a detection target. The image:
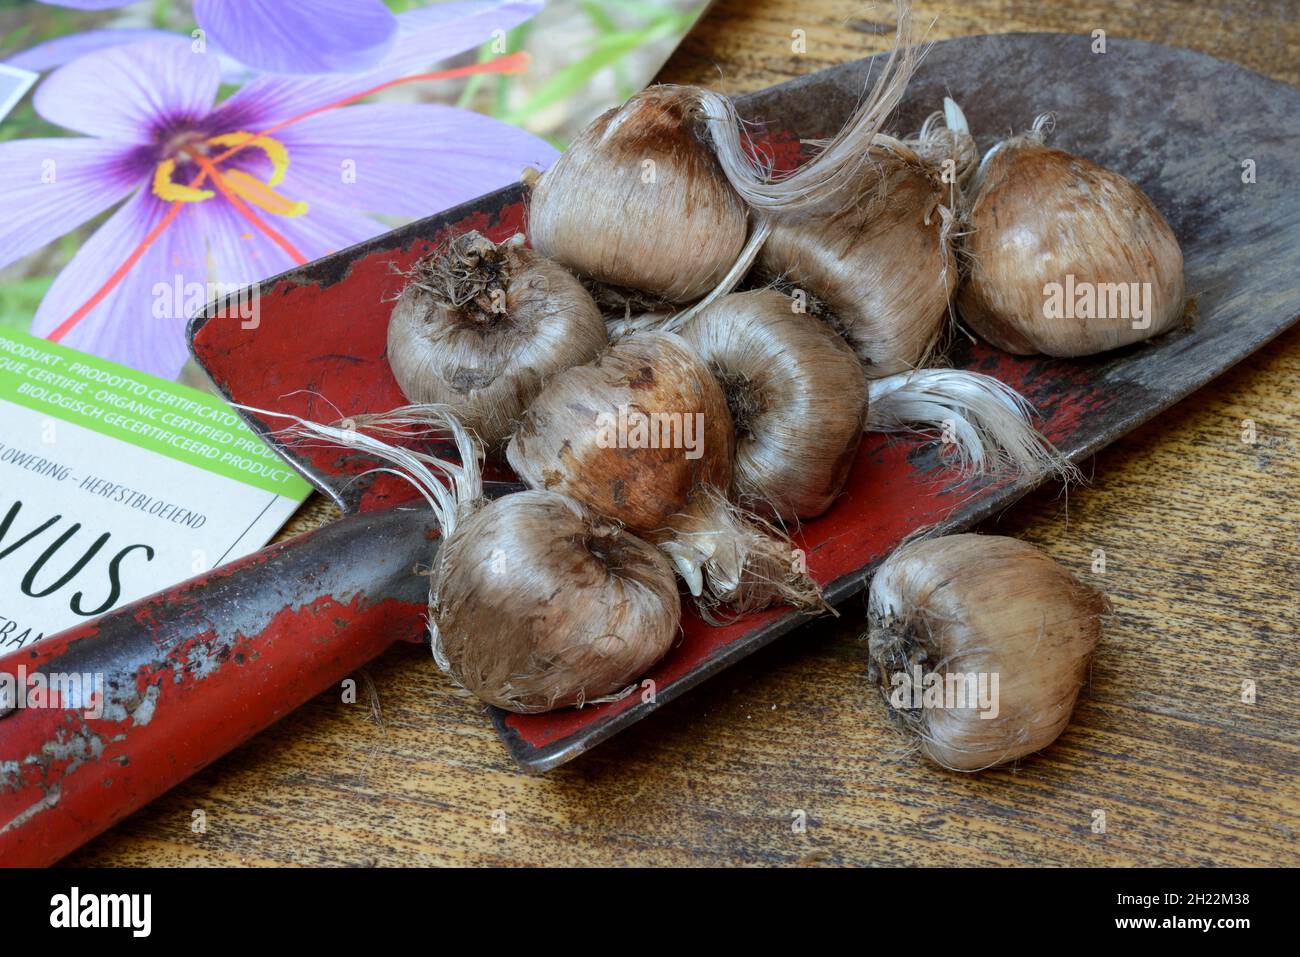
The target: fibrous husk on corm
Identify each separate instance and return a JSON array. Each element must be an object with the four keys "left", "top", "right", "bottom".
[
  {"left": 756, "top": 101, "right": 976, "bottom": 376},
  {"left": 677, "top": 288, "right": 868, "bottom": 521}
]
